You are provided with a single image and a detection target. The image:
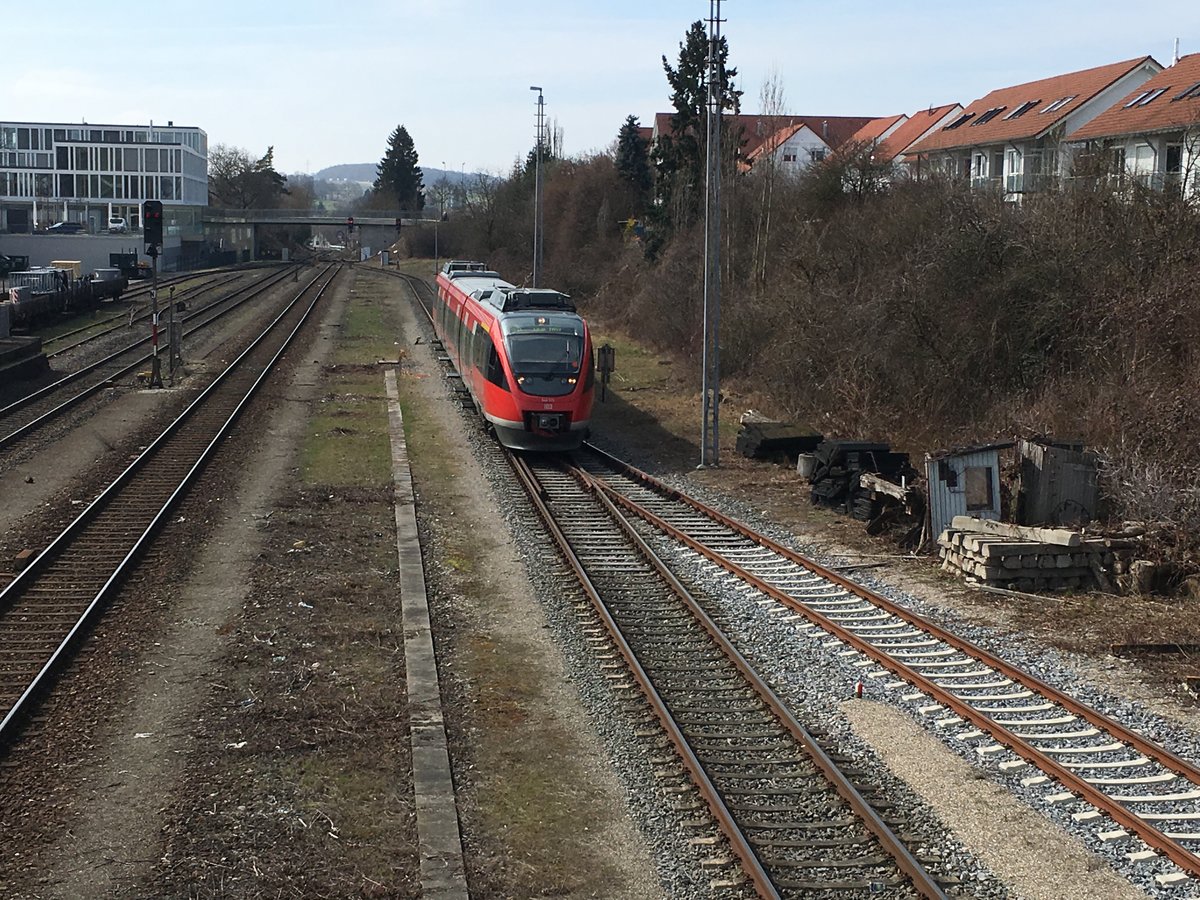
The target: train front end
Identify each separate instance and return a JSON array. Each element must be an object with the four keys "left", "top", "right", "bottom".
[{"left": 492, "top": 308, "right": 594, "bottom": 451}]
